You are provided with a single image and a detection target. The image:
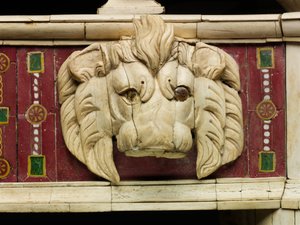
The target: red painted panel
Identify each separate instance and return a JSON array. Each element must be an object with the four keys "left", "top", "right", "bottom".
[
  {"left": 248, "top": 46, "right": 264, "bottom": 110},
  {"left": 217, "top": 45, "right": 248, "bottom": 95},
  {"left": 1, "top": 117, "right": 17, "bottom": 182},
  {"left": 54, "top": 47, "right": 100, "bottom": 181},
  {"left": 0, "top": 47, "right": 17, "bottom": 182},
  {"left": 17, "top": 48, "right": 57, "bottom": 182},
  {"left": 270, "top": 110, "right": 285, "bottom": 176},
  {"left": 17, "top": 117, "right": 33, "bottom": 182},
  {"left": 247, "top": 44, "right": 286, "bottom": 177},
  {"left": 12, "top": 43, "right": 286, "bottom": 182},
  {"left": 18, "top": 115, "right": 57, "bottom": 182},
  {"left": 1, "top": 47, "right": 17, "bottom": 116},
  {"left": 39, "top": 49, "right": 56, "bottom": 113},
  {"left": 17, "top": 48, "right": 32, "bottom": 115},
  {"left": 248, "top": 111, "right": 263, "bottom": 178},
  {"left": 248, "top": 110, "right": 285, "bottom": 177},
  {"left": 53, "top": 44, "right": 286, "bottom": 181},
  {"left": 272, "top": 44, "right": 285, "bottom": 110},
  {"left": 115, "top": 143, "right": 197, "bottom": 181},
  {"left": 56, "top": 109, "right": 99, "bottom": 181},
  {"left": 41, "top": 114, "right": 57, "bottom": 181}
]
